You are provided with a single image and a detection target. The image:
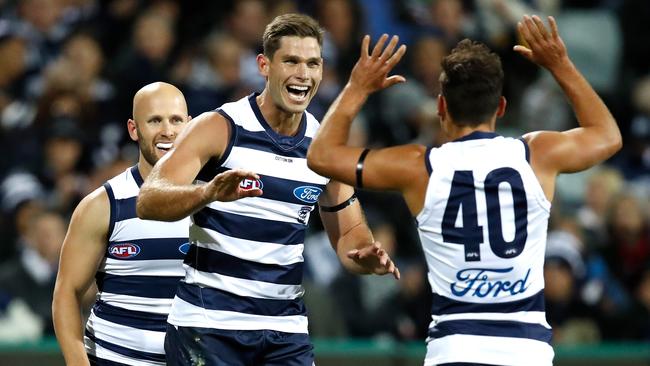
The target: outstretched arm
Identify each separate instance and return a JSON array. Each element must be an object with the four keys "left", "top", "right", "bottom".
[
  {"left": 515, "top": 15, "right": 622, "bottom": 197},
  {"left": 137, "top": 112, "right": 262, "bottom": 221},
  {"left": 307, "top": 35, "right": 429, "bottom": 214},
  {"left": 53, "top": 188, "right": 110, "bottom": 366},
  {"left": 319, "top": 181, "right": 400, "bottom": 279}
]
